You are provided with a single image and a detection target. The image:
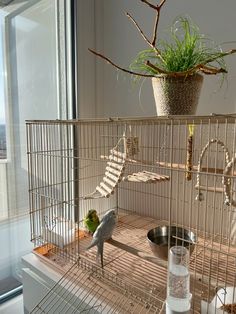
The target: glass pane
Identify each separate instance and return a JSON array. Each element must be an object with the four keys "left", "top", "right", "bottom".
[
  {"left": 0, "top": 16, "right": 6, "bottom": 160},
  {"left": 0, "top": 0, "right": 70, "bottom": 301},
  {"left": 7, "top": 0, "right": 60, "bottom": 216}
]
